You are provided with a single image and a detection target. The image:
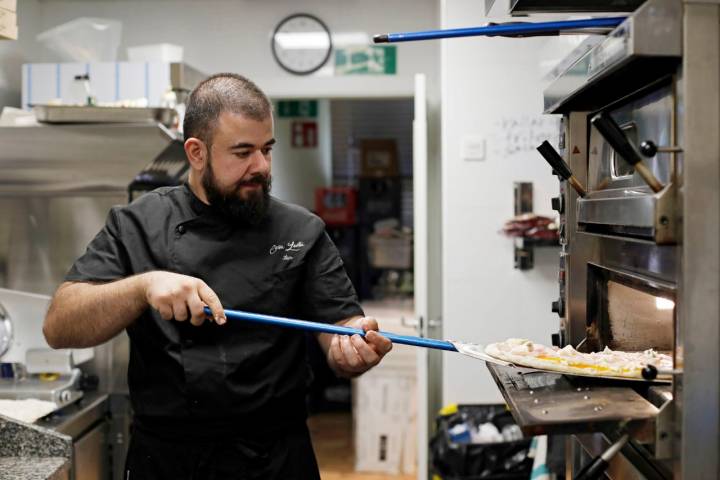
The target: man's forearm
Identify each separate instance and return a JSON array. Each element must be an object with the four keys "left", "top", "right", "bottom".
[{"left": 44, "top": 274, "right": 149, "bottom": 349}]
